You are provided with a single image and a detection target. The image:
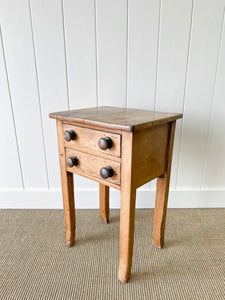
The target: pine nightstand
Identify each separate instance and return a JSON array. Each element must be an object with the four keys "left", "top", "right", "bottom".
[{"left": 49, "top": 106, "right": 182, "bottom": 283}]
